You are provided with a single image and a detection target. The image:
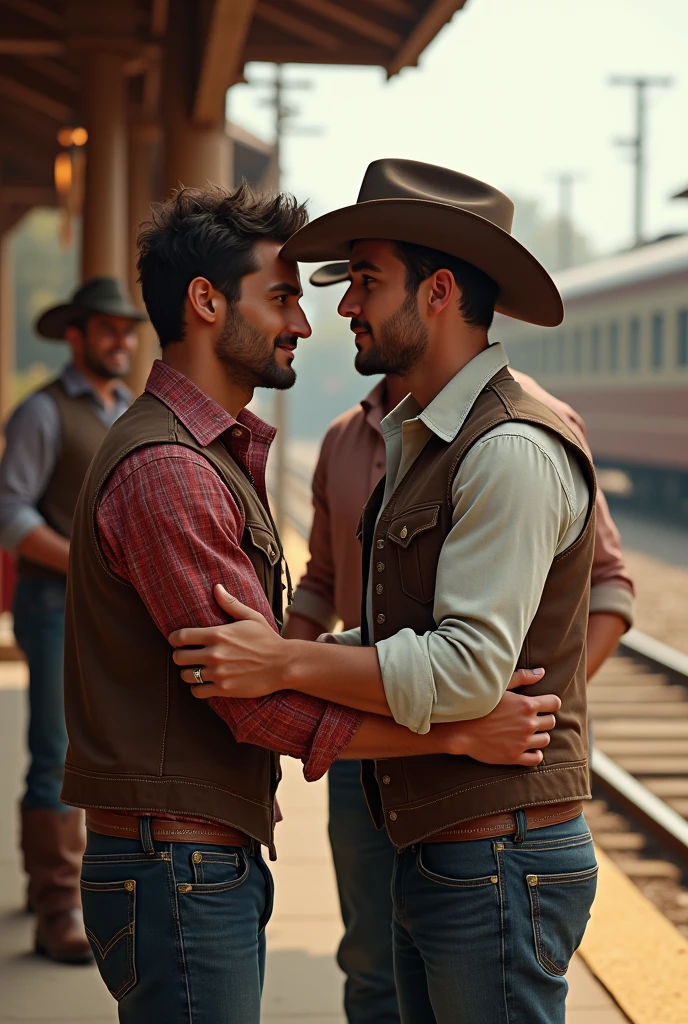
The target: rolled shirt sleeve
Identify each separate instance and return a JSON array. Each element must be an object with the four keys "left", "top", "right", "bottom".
[
  {"left": 375, "top": 424, "right": 590, "bottom": 734},
  {"left": 0, "top": 392, "right": 60, "bottom": 550}
]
